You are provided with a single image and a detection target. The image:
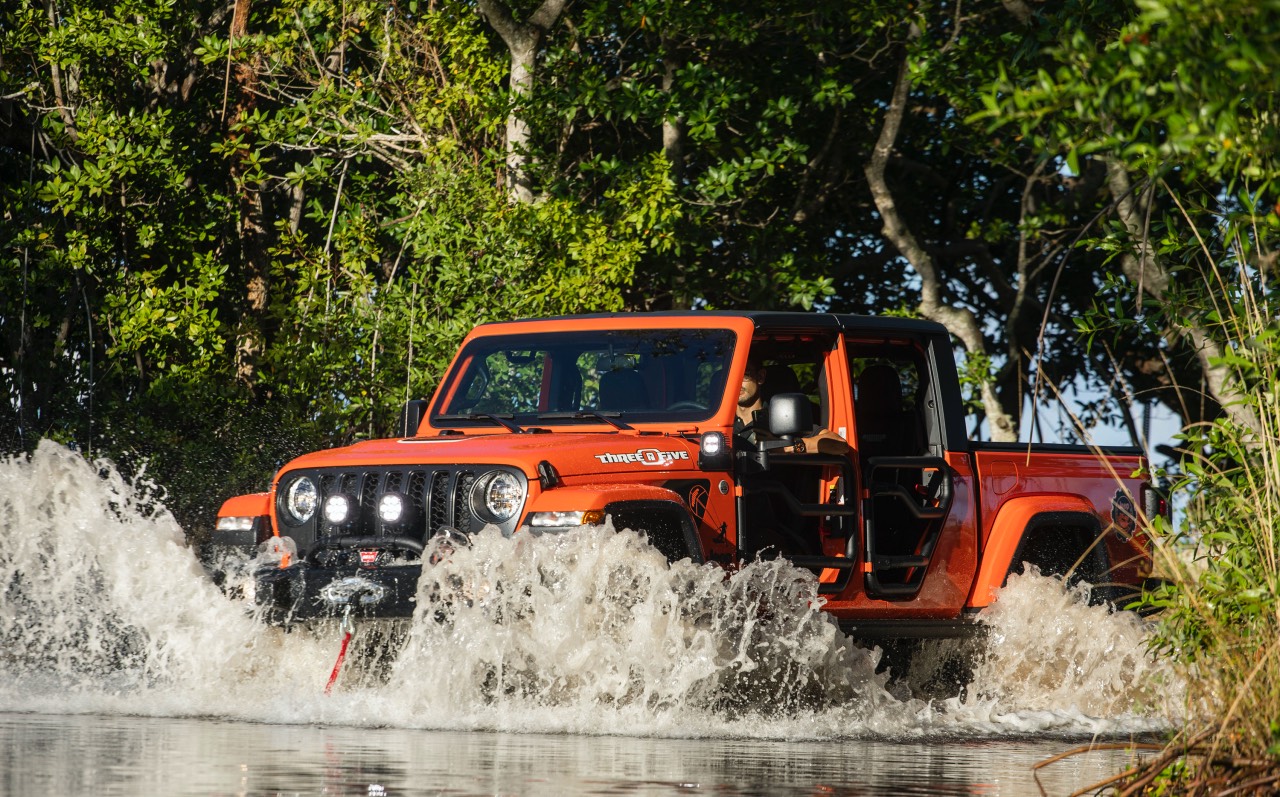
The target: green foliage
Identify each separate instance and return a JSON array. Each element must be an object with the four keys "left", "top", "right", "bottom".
[
  {"left": 4, "top": 0, "right": 1274, "bottom": 540},
  {"left": 967, "top": 0, "right": 1280, "bottom": 770},
  {"left": 955, "top": 350, "right": 996, "bottom": 417},
  {"left": 976, "top": 0, "right": 1280, "bottom": 183}
]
